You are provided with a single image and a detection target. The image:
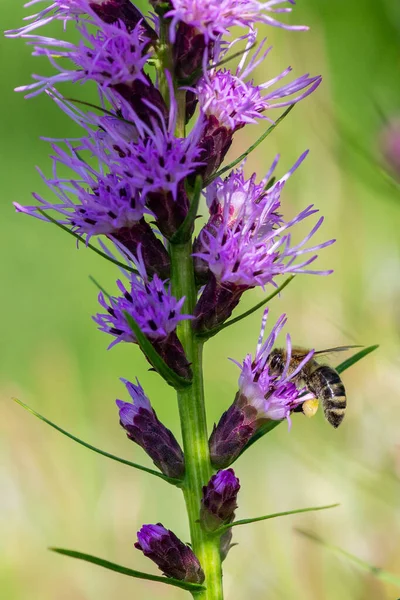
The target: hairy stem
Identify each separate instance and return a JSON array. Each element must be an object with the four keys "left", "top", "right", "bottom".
[{"left": 170, "top": 242, "right": 224, "bottom": 600}]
